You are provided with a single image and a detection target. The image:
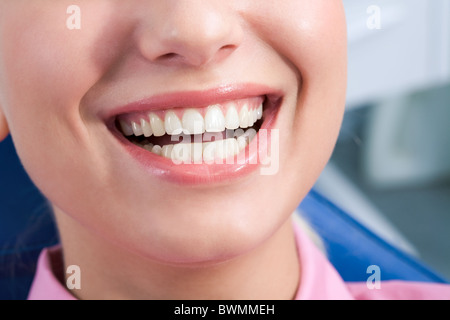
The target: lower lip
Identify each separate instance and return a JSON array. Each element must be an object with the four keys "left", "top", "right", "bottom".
[{"left": 110, "top": 99, "right": 281, "bottom": 185}]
